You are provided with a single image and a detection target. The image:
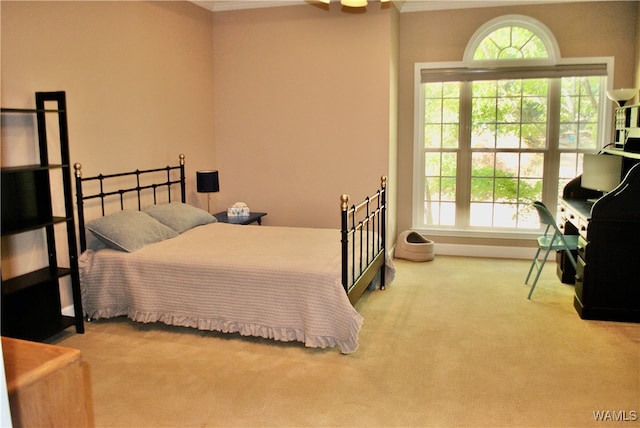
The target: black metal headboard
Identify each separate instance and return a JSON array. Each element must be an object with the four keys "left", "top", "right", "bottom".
[{"left": 74, "top": 153, "right": 186, "bottom": 252}]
